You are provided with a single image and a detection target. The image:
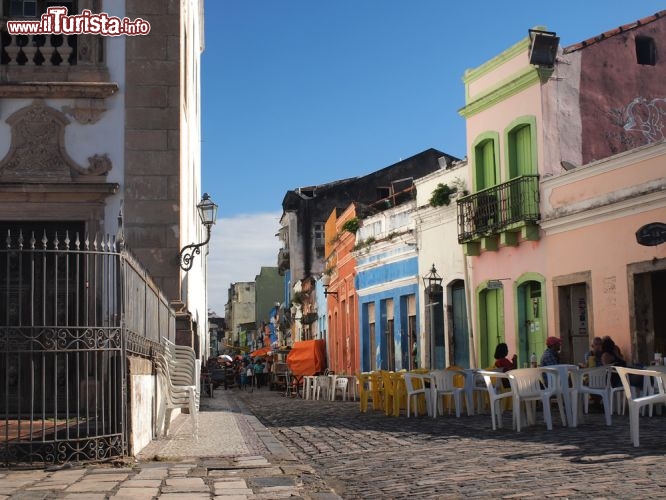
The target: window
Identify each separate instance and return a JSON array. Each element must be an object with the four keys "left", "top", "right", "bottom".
[
  {"left": 508, "top": 124, "right": 533, "bottom": 178},
  {"left": 505, "top": 116, "right": 538, "bottom": 178},
  {"left": 10, "top": 0, "right": 36, "bottom": 16},
  {"left": 636, "top": 36, "right": 656, "bottom": 66},
  {"left": 472, "top": 132, "right": 500, "bottom": 191},
  {"left": 313, "top": 222, "right": 324, "bottom": 248},
  {"left": 6, "top": 0, "right": 75, "bottom": 17}
]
